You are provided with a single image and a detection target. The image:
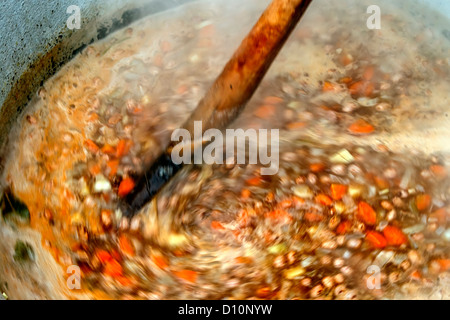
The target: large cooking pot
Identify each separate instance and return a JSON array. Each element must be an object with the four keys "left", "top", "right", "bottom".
[{"left": 0, "top": 0, "right": 449, "bottom": 300}]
